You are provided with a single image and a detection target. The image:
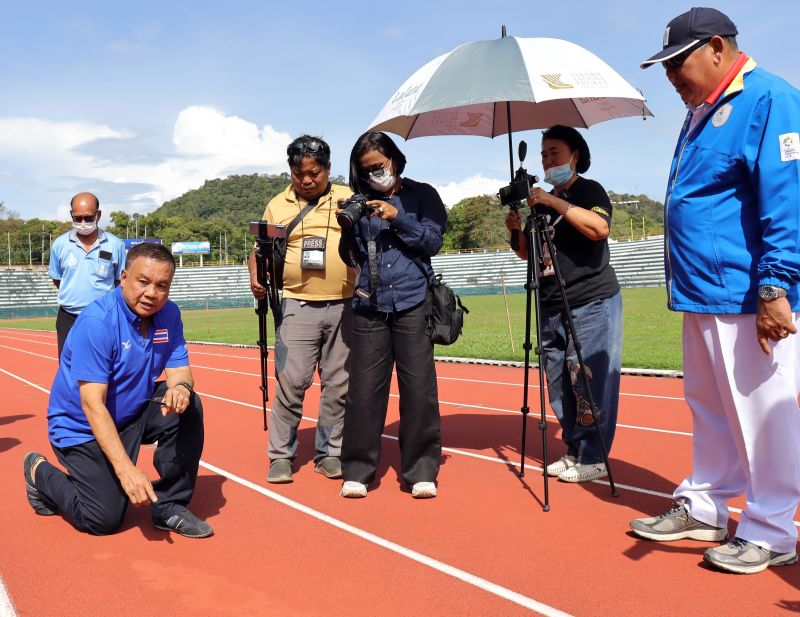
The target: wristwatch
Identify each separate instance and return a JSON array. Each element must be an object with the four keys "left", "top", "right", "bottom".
[{"left": 758, "top": 285, "right": 788, "bottom": 301}]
